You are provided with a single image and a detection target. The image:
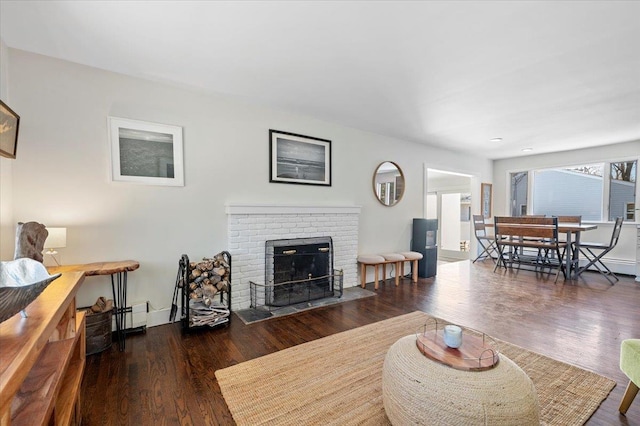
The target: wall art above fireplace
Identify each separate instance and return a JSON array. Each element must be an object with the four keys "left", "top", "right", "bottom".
[{"left": 269, "top": 129, "right": 331, "bottom": 186}]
